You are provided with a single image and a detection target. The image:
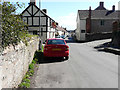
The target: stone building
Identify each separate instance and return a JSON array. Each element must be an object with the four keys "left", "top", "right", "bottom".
[{"left": 75, "top": 2, "right": 119, "bottom": 41}]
